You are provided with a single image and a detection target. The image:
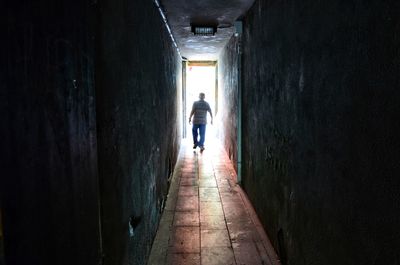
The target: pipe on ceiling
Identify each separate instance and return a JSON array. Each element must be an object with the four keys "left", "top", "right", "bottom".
[{"left": 154, "top": 0, "right": 182, "bottom": 59}]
